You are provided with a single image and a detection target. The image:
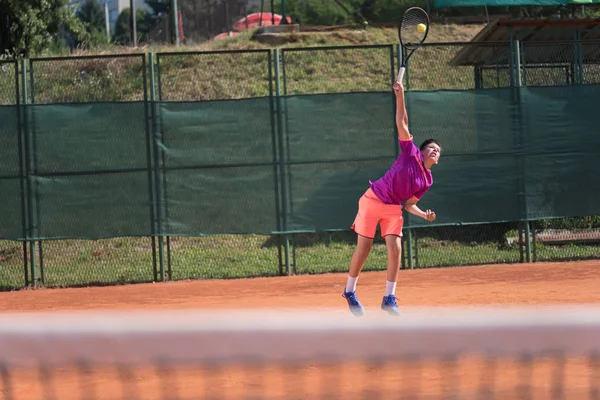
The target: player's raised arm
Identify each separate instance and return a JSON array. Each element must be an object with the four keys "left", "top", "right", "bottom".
[{"left": 393, "top": 68, "right": 410, "bottom": 141}]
